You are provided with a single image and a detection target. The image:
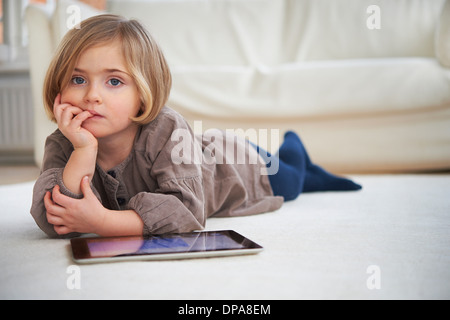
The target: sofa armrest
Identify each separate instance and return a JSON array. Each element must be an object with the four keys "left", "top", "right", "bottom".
[
  {"left": 26, "top": 0, "right": 104, "bottom": 167},
  {"left": 25, "top": 4, "right": 57, "bottom": 168},
  {"left": 436, "top": 0, "right": 450, "bottom": 67}
]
